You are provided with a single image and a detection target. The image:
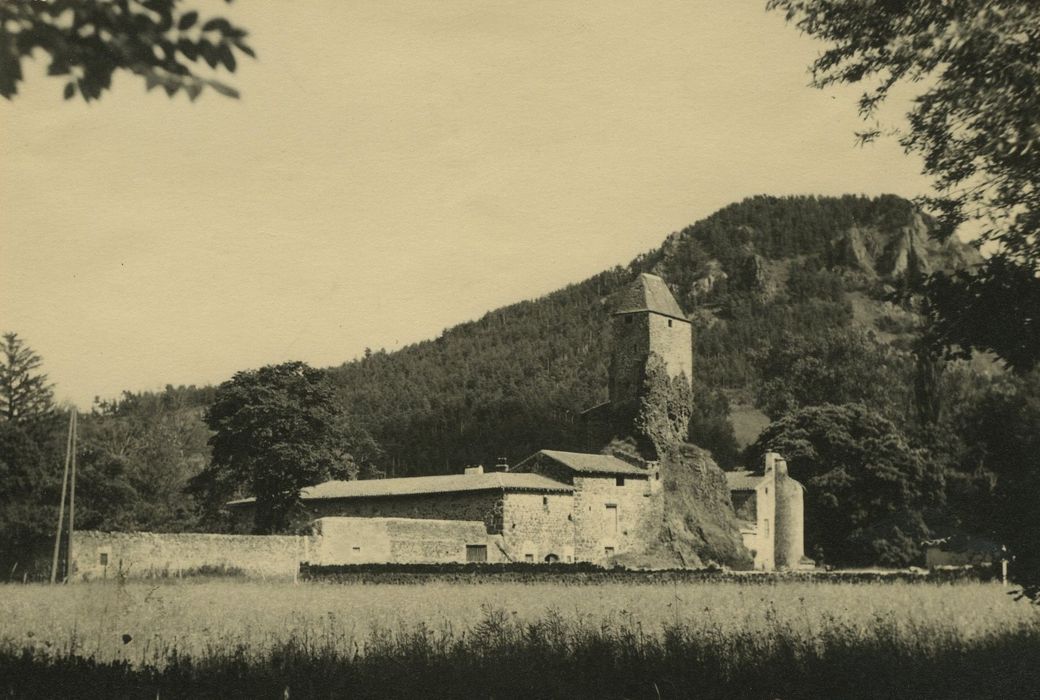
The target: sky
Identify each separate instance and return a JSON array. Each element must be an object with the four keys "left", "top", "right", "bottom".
[{"left": 0, "top": 1, "right": 933, "bottom": 408}]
